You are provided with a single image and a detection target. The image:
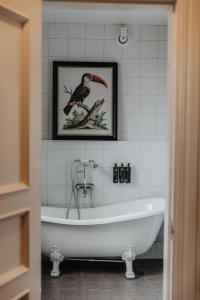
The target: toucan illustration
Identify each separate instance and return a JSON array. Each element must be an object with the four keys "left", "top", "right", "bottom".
[{"left": 63, "top": 73, "right": 107, "bottom": 116}]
